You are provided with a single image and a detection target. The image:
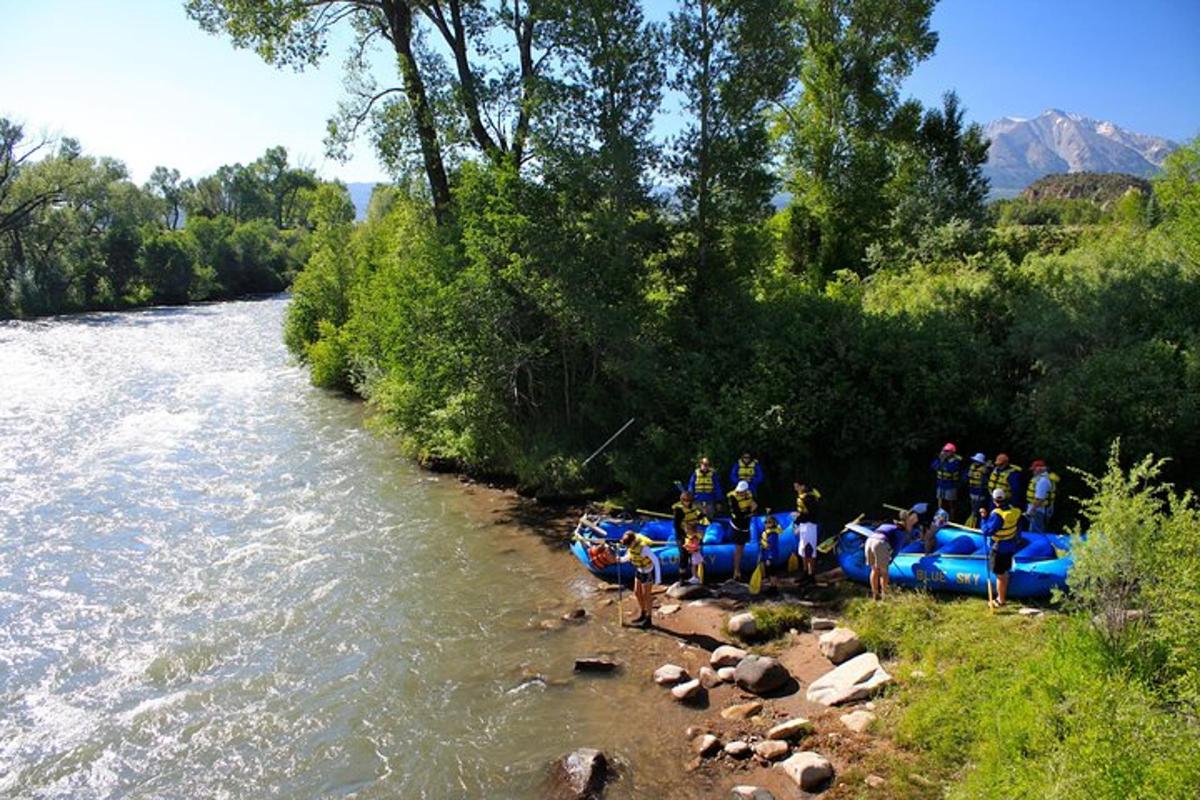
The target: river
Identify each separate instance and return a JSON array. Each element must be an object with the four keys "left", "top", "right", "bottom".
[{"left": 0, "top": 297, "right": 695, "bottom": 799}]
